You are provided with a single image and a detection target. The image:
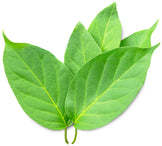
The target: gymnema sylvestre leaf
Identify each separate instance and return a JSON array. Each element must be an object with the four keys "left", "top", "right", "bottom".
[
  {"left": 2, "top": 2, "right": 160, "bottom": 144},
  {"left": 120, "top": 20, "right": 159, "bottom": 48},
  {"left": 65, "top": 44, "right": 159, "bottom": 130},
  {"left": 88, "top": 2, "right": 122, "bottom": 52},
  {"left": 64, "top": 22, "right": 101, "bottom": 75},
  {"left": 3, "top": 33, "right": 73, "bottom": 130}
]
